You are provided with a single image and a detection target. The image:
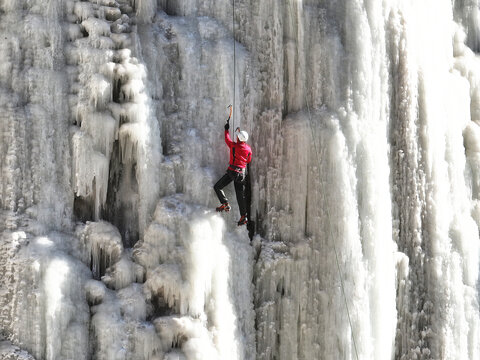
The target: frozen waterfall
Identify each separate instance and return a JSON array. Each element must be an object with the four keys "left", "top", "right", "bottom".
[{"left": 1, "top": 0, "right": 480, "bottom": 359}]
